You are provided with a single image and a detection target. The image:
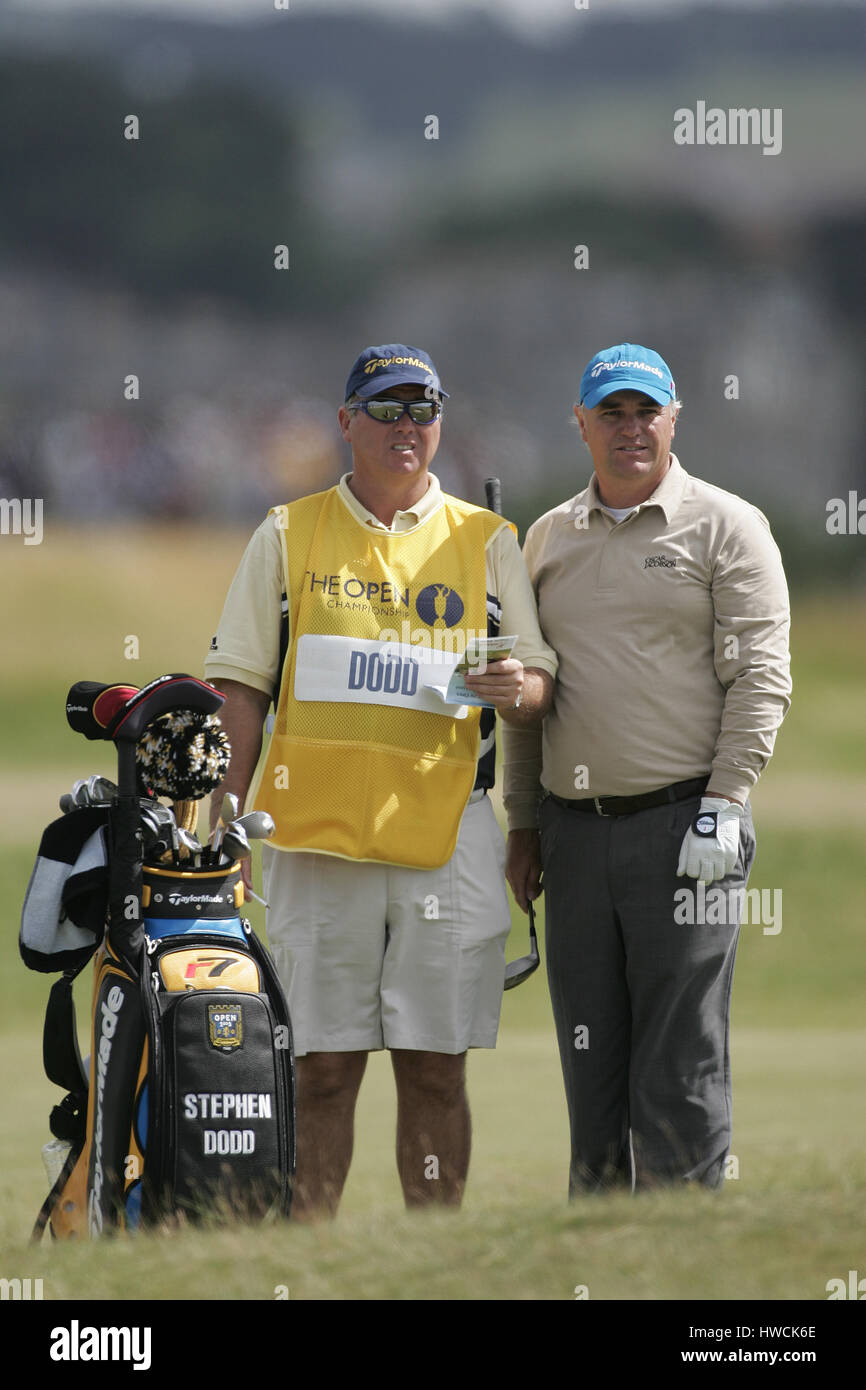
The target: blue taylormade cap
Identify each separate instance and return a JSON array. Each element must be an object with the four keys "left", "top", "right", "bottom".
[
  {"left": 579, "top": 343, "right": 676, "bottom": 409},
  {"left": 345, "top": 344, "right": 449, "bottom": 401}
]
